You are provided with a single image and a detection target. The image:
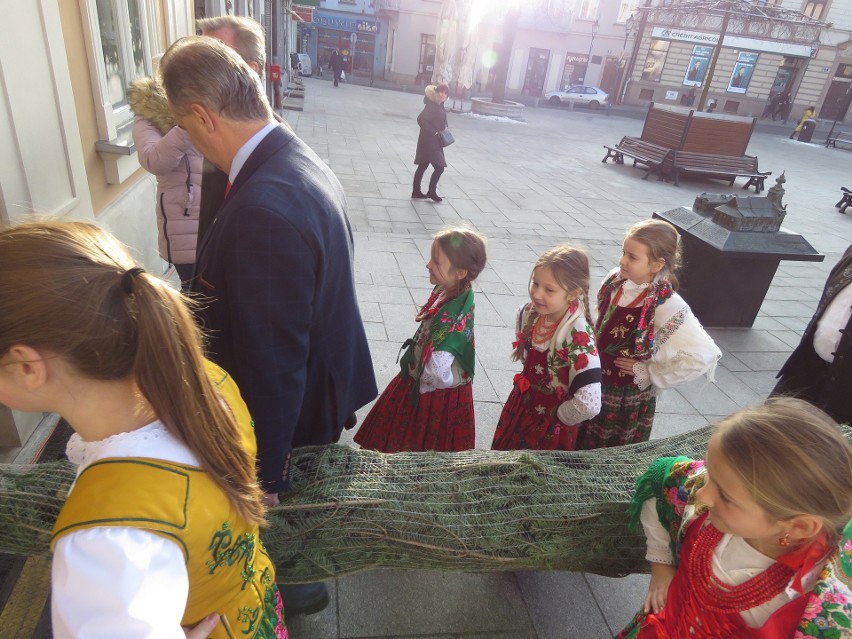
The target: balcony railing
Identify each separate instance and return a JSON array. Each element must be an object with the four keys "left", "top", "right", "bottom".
[{"left": 376, "top": 0, "right": 400, "bottom": 11}]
